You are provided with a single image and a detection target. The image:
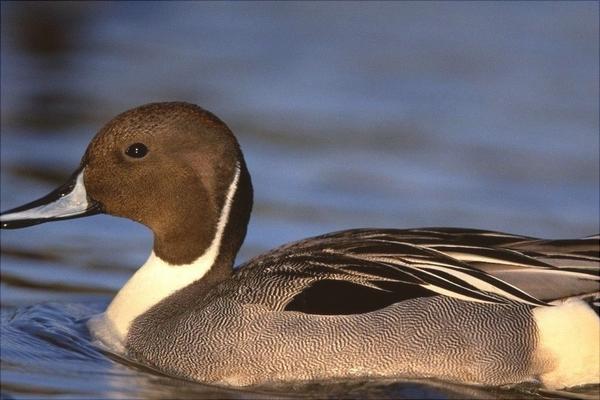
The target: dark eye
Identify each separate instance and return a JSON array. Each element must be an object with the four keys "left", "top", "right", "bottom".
[{"left": 125, "top": 143, "right": 148, "bottom": 158}]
